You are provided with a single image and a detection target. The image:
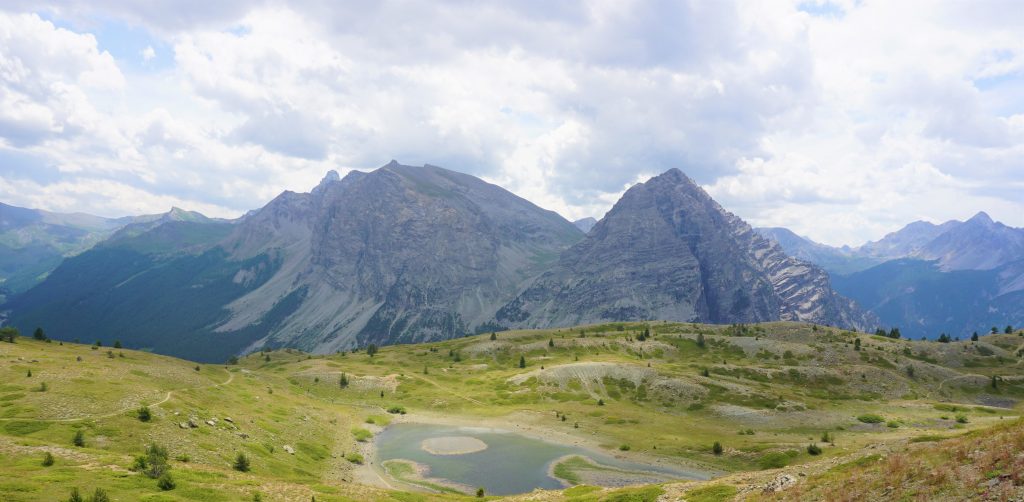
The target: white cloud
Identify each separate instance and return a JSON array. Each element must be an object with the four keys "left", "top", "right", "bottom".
[{"left": 0, "top": 1, "right": 1021, "bottom": 246}]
